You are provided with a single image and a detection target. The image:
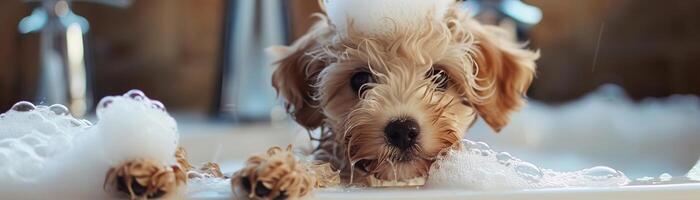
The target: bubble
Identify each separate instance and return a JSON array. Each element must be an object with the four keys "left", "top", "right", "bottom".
[
  {"left": 33, "top": 144, "right": 50, "bottom": 158},
  {"left": 636, "top": 176, "right": 654, "bottom": 182},
  {"left": 69, "top": 119, "right": 84, "bottom": 127},
  {"left": 80, "top": 119, "right": 93, "bottom": 126},
  {"left": 470, "top": 149, "right": 482, "bottom": 155},
  {"left": 98, "top": 97, "right": 114, "bottom": 109},
  {"left": 97, "top": 97, "right": 116, "bottom": 119},
  {"left": 475, "top": 142, "right": 493, "bottom": 156},
  {"left": 496, "top": 152, "right": 514, "bottom": 165},
  {"left": 48, "top": 104, "right": 70, "bottom": 116},
  {"left": 480, "top": 151, "right": 492, "bottom": 156},
  {"left": 463, "top": 140, "right": 492, "bottom": 156},
  {"left": 658, "top": 173, "right": 672, "bottom": 181},
  {"left": 150, "top": 100, "right": 166, "bottom": 111},
  {"left": 474, "top": 141, "right": 491, "bottom": 150},
  {"left": 20, "top": 135, "right": 43, "bottom": 146},
  {"left": 124, "top": 89, "right": 147, "bottom": 101},
  {"left": 582, "top": 166, "right": 624, "bottom": 180},
  {"left": 514, "top": 161, "right": 543, "bottom": 182},
  {"left": 461, "top": 139, "right": 477, "bottom": 148},
  {"left": 11, "top": 101, "right": 36, "bottom": 112}
]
